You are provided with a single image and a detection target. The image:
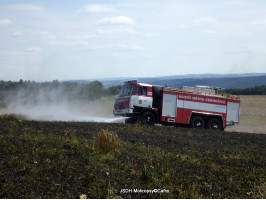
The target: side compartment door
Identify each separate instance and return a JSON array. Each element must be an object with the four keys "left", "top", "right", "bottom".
[
  {"left": 162, "top": 93, "right": 177, "bottom": 117},
  {"left": 226, "top": 101, "right": 240, "bottom": 123}
]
